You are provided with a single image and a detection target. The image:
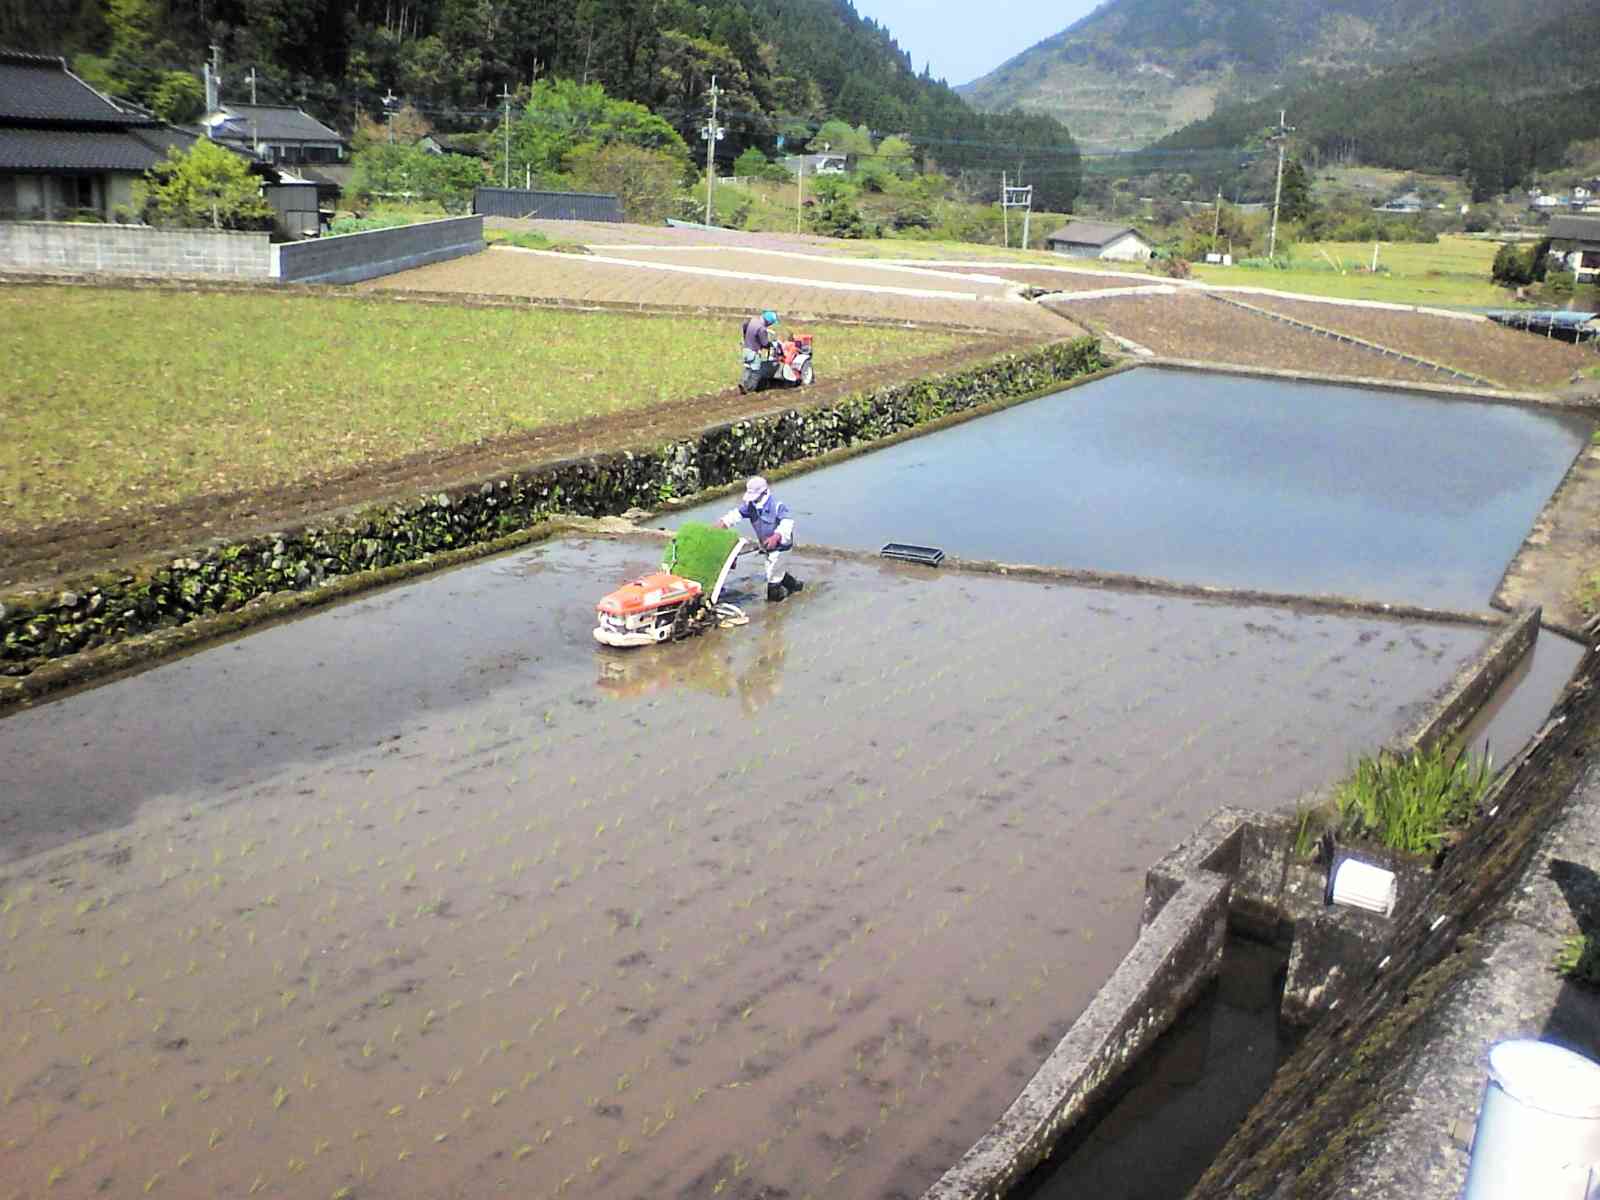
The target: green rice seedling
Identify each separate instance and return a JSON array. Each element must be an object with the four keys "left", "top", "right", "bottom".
[{"left": 1335, "top": 744, "right": 1493, "bottom": 855}]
